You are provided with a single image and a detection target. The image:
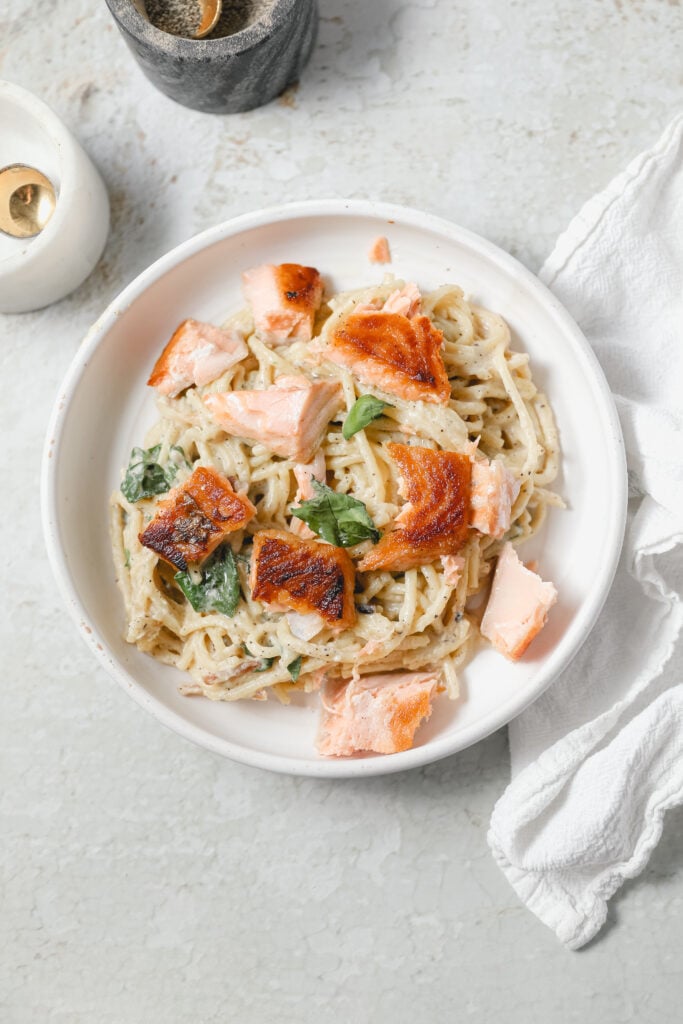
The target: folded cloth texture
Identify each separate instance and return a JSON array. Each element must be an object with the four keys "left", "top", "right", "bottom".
[{"left": 488, "top": 114, "right": 683, "bottom": 950}]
